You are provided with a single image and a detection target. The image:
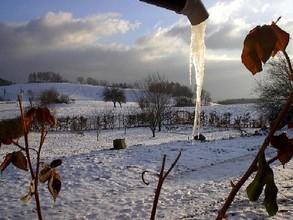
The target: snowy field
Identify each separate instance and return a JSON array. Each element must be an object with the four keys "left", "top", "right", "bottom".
[
  {"left": 0, "top": 82, "right": 260, "bottom": 120},
  {"left": 0, "top": 127, "right": 292, "bottom": 220},
  {"left": 0, "top": 83, "right": 292, "bottom": 219}
]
